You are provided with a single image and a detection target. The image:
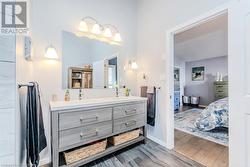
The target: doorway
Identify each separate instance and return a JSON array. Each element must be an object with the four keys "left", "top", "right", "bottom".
[
  {"left": 165, "top": 1, "right": 250, "bottom": 167},
  {"left": 164, "top": 4, "right": 231, "bottom": 166},
  {"left": 173, "top": 14, "right": 229, "bottom": 166}
]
